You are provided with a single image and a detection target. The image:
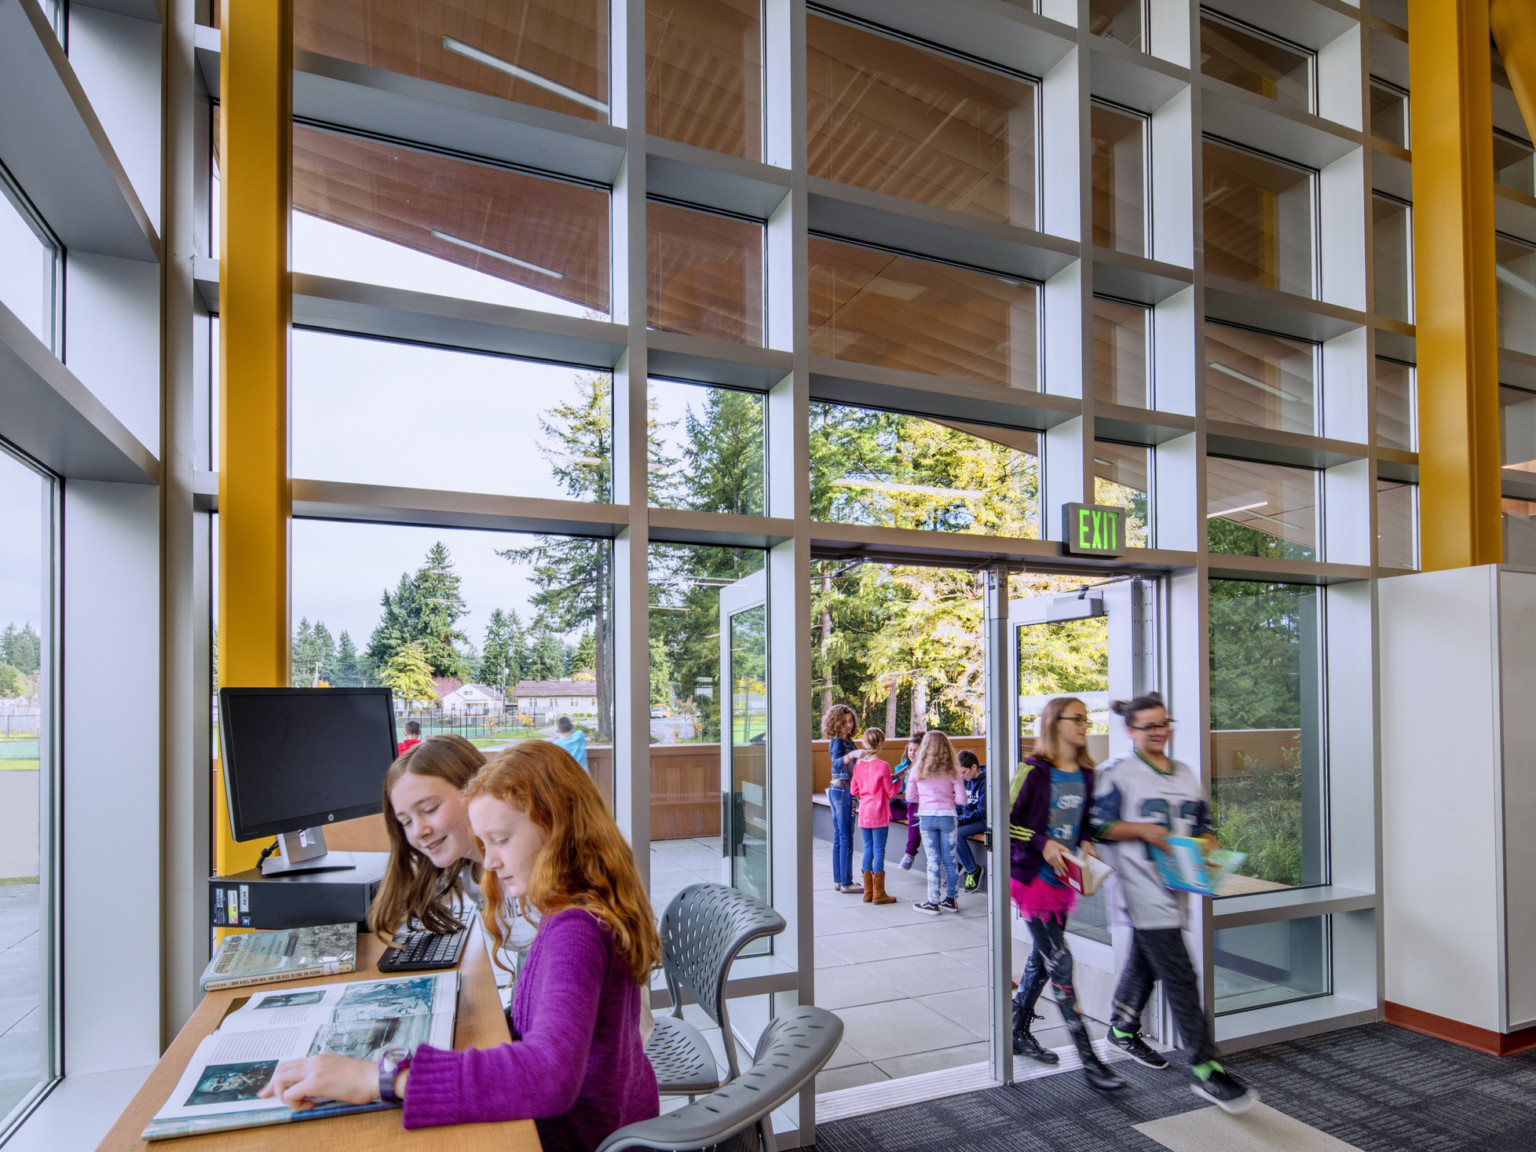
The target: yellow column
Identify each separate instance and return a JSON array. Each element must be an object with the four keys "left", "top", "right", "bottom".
[
  {"left": 217, "top": 0, "right": 292, "bottom": 877},
  {"left": 1409, "top": 0, "right": 1502, "bottom": 570},
  {"left": 1492, "top": 0, "right": 1536, "bottom": 144}
]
